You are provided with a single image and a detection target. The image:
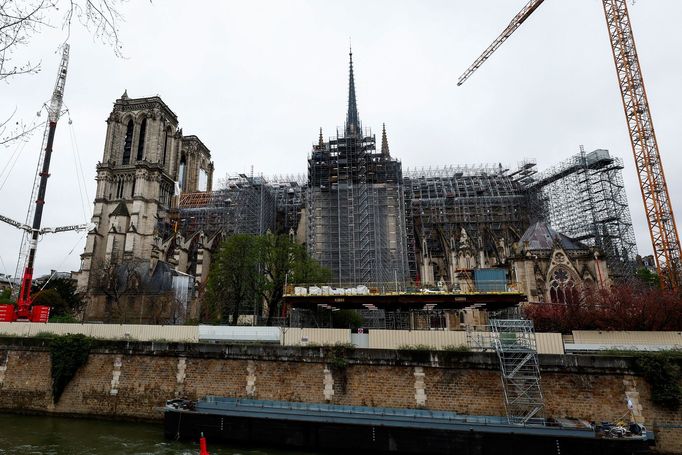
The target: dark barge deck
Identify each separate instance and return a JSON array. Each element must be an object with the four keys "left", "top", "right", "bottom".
[{"left": 164, "top": 397, "right": 654, "bottom": 454}]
